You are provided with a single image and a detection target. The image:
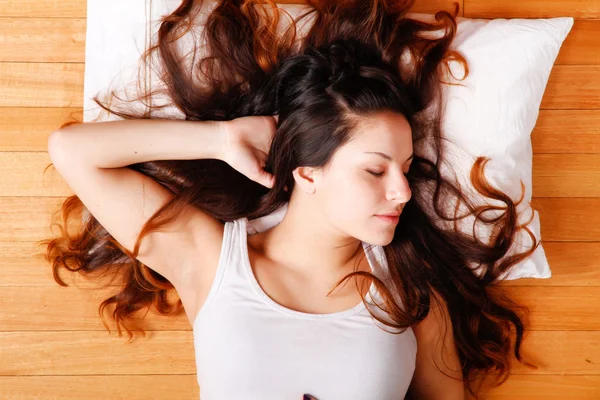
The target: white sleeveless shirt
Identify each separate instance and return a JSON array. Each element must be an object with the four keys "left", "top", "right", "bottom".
[{"left": 192, "top": 213, "right": 417, "bottom": 400}]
